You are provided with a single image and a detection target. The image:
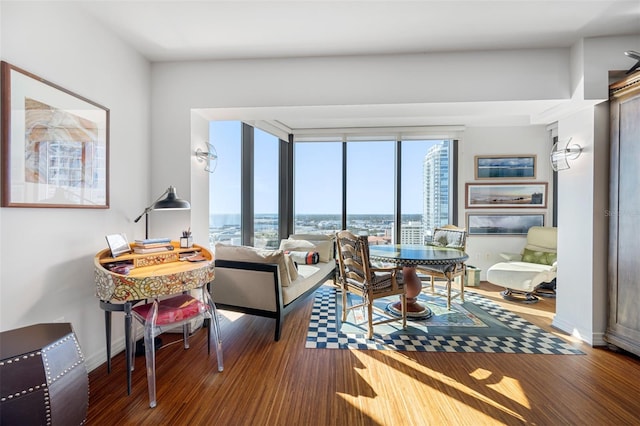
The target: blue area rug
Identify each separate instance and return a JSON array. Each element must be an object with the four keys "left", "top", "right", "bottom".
[{"left": 305, "top": 286, "right": 584, "bottom": 354}]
